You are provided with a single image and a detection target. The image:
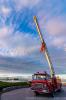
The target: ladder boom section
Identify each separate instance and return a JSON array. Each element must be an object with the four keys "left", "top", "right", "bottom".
[
  {"left": 33, "top": 16, "right": 55, "bottom": 77},
  {"left": 44, "top": 47, "right": 55, "bottom": 77}
]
